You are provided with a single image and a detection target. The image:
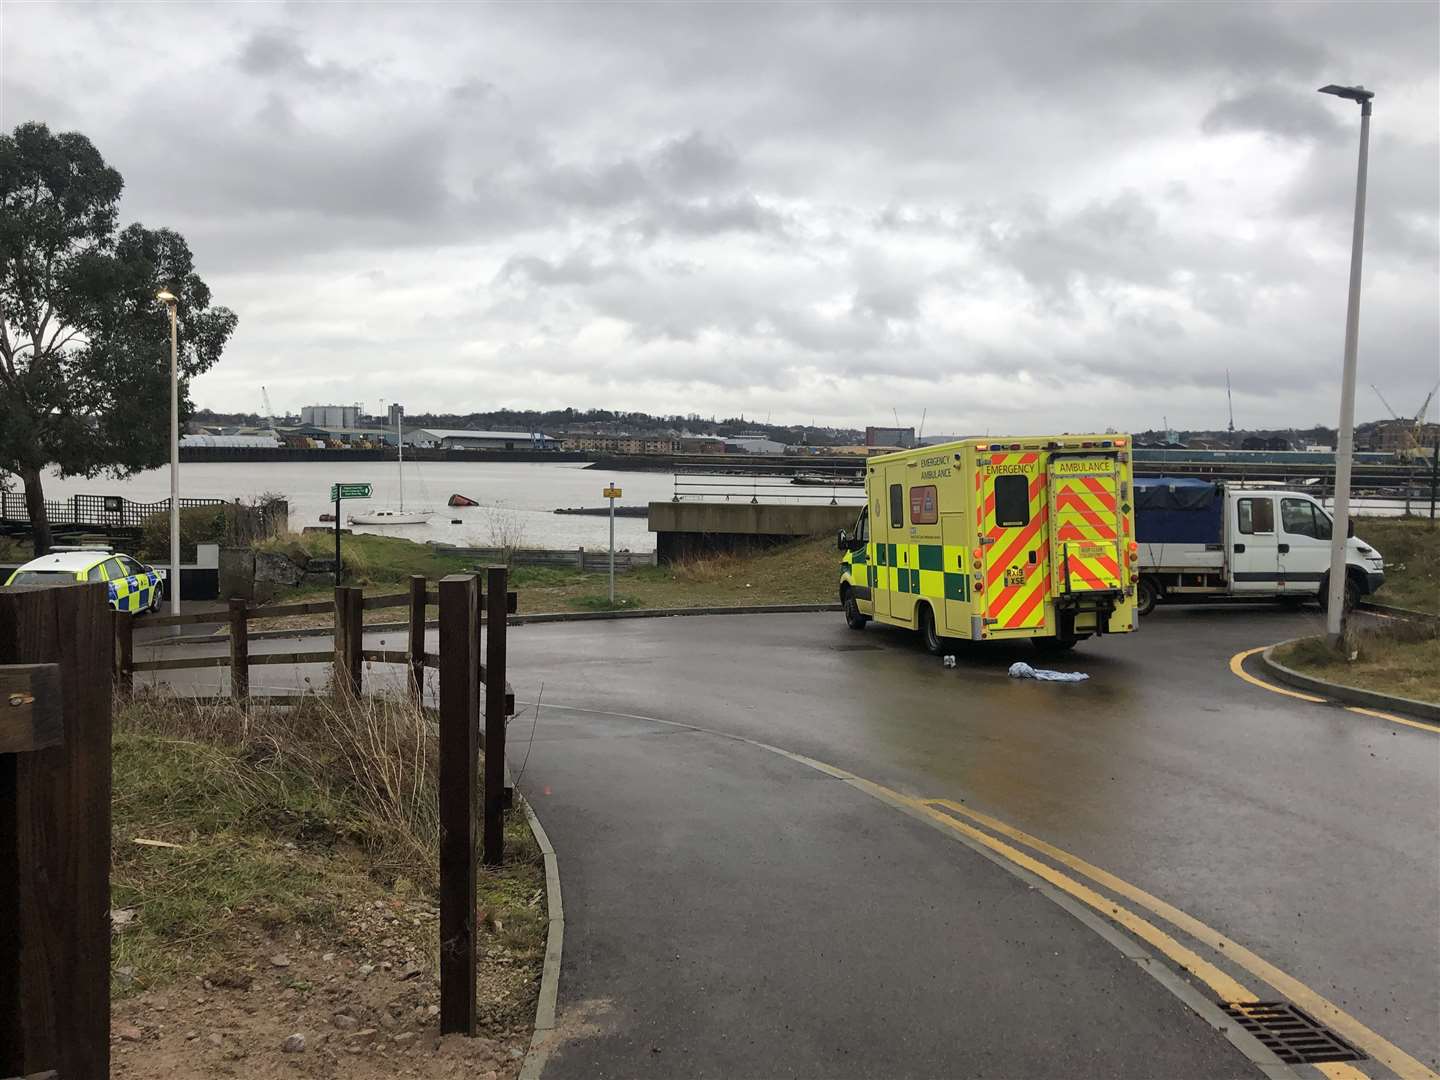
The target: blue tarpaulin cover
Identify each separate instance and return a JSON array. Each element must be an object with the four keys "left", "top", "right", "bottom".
[{"left": 1134, "top": 477, "right": 1222, "bottom": 544}]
